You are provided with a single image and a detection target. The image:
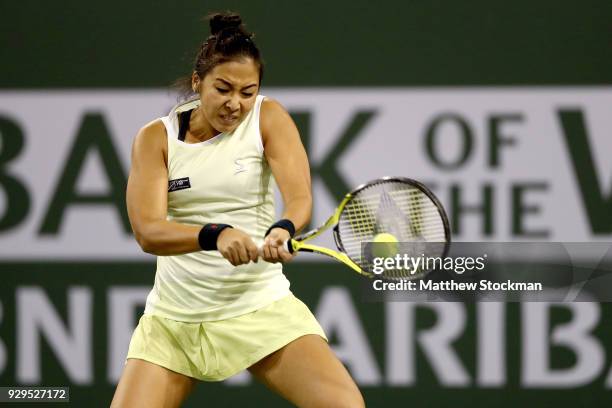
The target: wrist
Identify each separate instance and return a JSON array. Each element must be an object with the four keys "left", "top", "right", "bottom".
[
  {"left": 198, "top": 223, "right": 233, "bottom": 250},
  {"left": 265, "top": 219, "right": 296, "bottom": 238}
]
